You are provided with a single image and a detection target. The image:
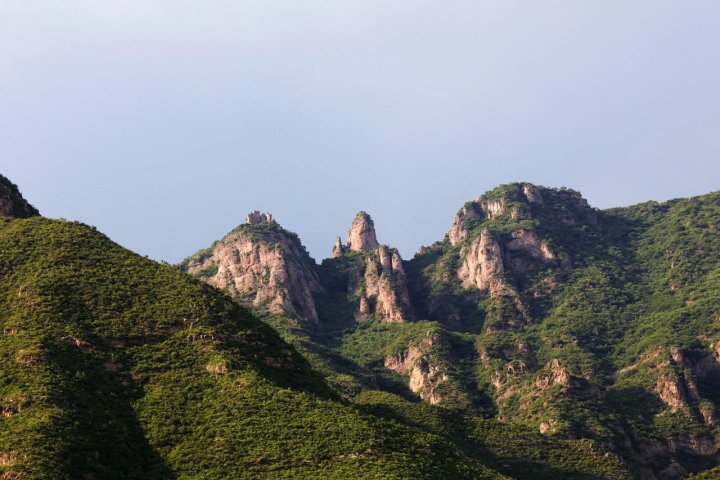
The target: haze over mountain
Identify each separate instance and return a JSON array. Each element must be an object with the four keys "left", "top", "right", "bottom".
[{"left": 3, "top": 1, "right": 720, "bottom": 263}]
